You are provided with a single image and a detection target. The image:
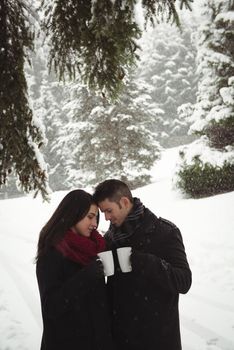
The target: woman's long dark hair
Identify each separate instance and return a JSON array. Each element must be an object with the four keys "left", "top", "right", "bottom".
[{"left": 35, "top": 190, "right": 98, "bottom": 261}]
